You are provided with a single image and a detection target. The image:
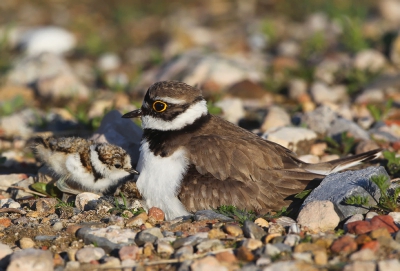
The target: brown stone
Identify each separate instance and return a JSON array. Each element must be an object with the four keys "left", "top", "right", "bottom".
[
  {"left": 330, "top": 235, "right": 357, "bottom": 254},
  {"left": 223, "top": 224, "right": 243, "bottom": 237},
  {"left": 313, "top": 250, "right": 328, "bottom": 265},
  {"left": 314, "top": 238, "right": 333, "bottom": 249},
  {"left": 35, "top": 198, "right": 57, "bottom": 215},
  {"left": 361, "top": 241, "right": 380, "bottom": 253},
  {"left": 143, "top": 243, "right": 154, "bottom": 257},
  {"left": 119, "top": 245, "right": 139, "bottom": 261},
  {"left": 294, "top": 243, "right": 324, "bottom": 254},
  {"left": 370, "top": 227, "right": 391, "bottom": 239},
  {"left": 236, "top": 247, "right": 254, "bottom": 262},
  {"left": 215, "top": 251, "right": 237, "bottom": 263},
  {"left": 208, "top": 229, "right": 226, "bottom": 239},
  {"left": 66, "top": 225, "right": 84, "bottom": 235},
  {"left": 370, "top": 215, "right": 399, "bottom": 233},
  {"left": 126, "top": 212, "right": 148, "bottom": 227},
  {"left": 148, "top": 207, "right": 164, "bottom": 221},
  {"left": 0, "top": 218, "right": 11, "bottom": 228},
  {"left": 355, "top": 234, "right": 372, "bottom": 245},
  {"left": 346, "top": 220, "right": 372, "bottom": 235}
]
